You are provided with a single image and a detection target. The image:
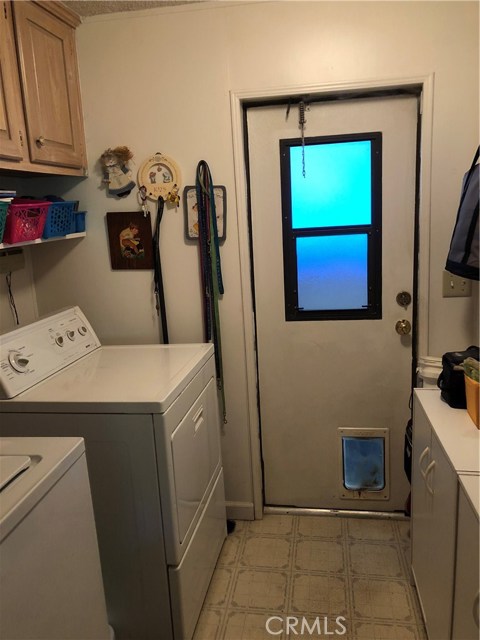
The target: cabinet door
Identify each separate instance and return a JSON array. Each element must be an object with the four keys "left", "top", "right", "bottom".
[
  {"left": 412, "top": 403, "right": 457, "bottom": 639},
  {"left": 411, "top": 398, "right": 433, "bottom": 581},
  {"left": 452, "top": 485, "right": 480, "bottom": 640},
  {"left": 13, "top": 1, "right": 85, "bottom": 169},
  {"left": 0, "top": 1, "right": 26, "bottom": 161}
]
